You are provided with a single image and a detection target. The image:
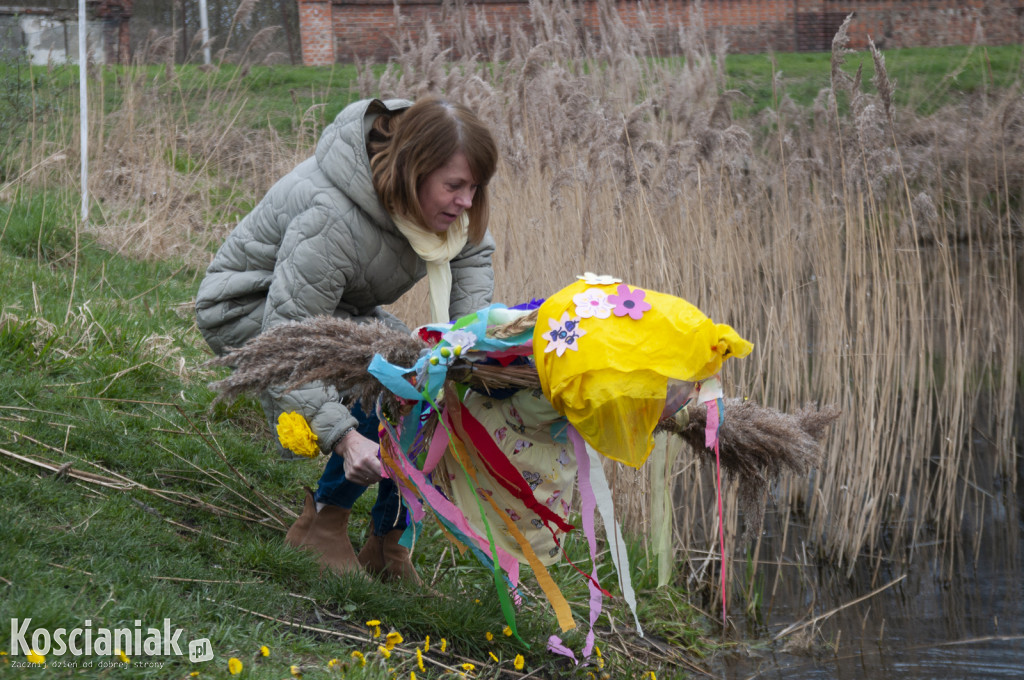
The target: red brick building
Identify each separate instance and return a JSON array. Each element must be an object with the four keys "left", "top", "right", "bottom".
[{"left": 296, "top": 0, "right": 1024, "bottom": 65}]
